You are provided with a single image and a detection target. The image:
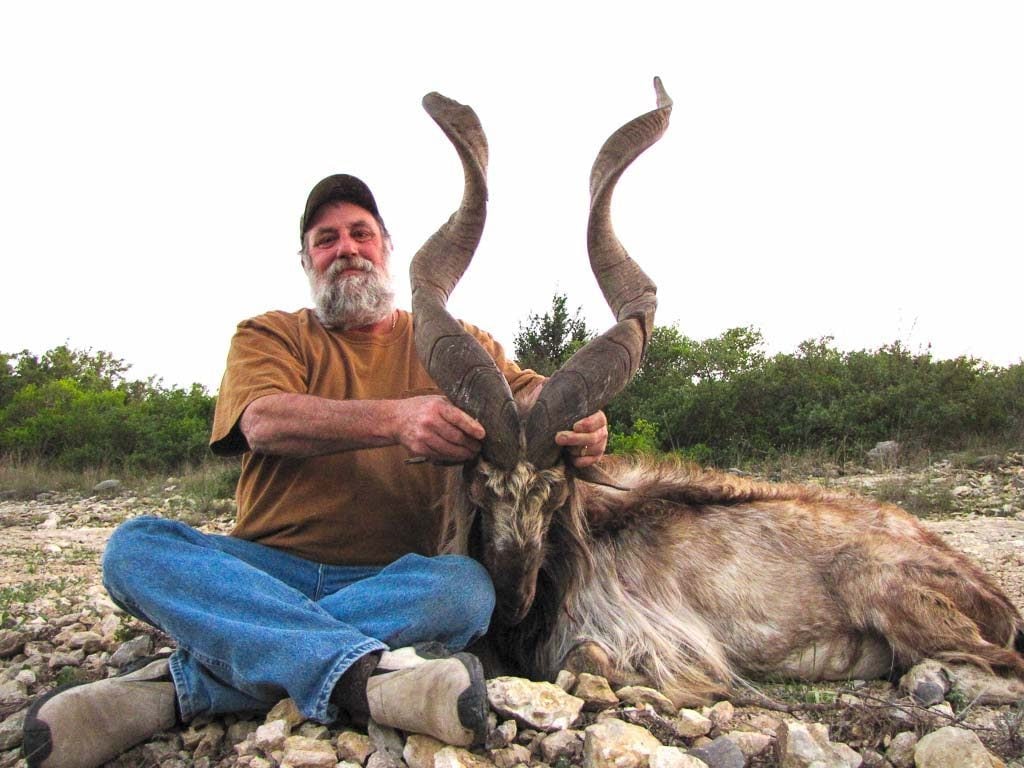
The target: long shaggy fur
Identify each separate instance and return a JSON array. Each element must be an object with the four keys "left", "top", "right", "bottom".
[{"left": 442, "top": 454, "right": 1024, "bottom": 705}]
